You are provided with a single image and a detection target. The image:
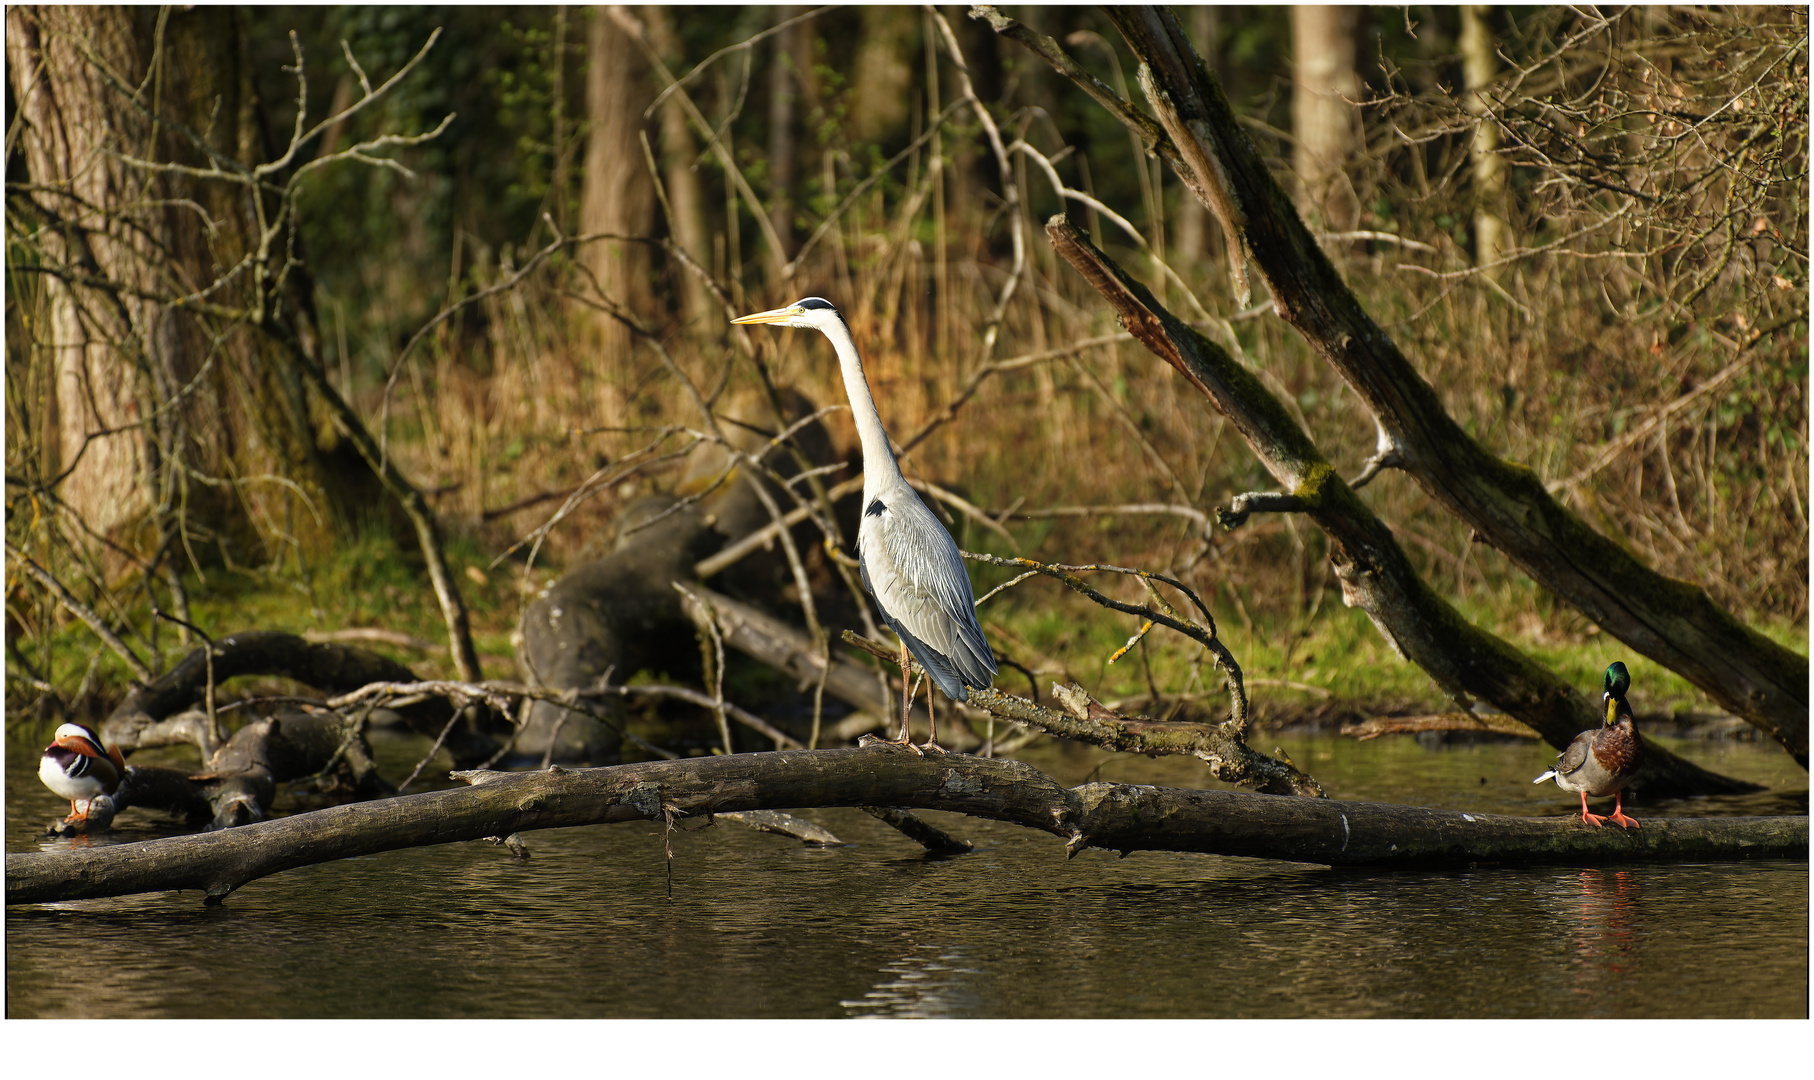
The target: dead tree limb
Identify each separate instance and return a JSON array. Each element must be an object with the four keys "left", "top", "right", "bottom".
[
  {"left": 840, "top": 628, "right": 1321, "bottom": 796},
  {"left": 1041, "top": 213, "right": 1755, "bottom": 799},
  {"left": 7, "top": 748, "right": 1803, "bottom": 906},
  {"left": 981, "top": 5, "right": 1806, "bottom": 765},
  {"left": 100, "top": 630, "right": 503, "bottom": 765}
]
